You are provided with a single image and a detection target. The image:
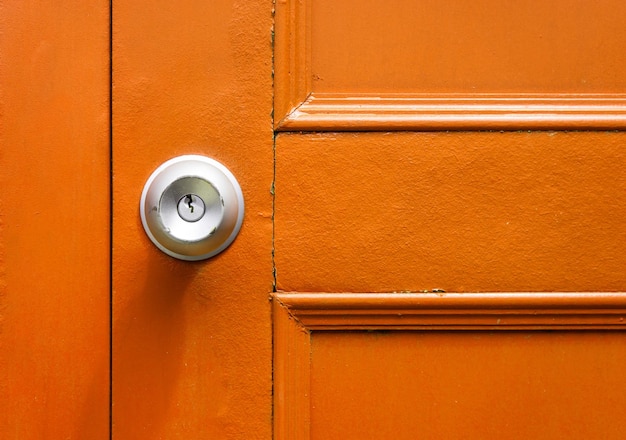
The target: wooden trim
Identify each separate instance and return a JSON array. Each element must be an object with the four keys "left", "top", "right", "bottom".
[
  {"left": 273, "top": 297, "right": 311, "bottom": 440},
  {"left": 273, "top": 0, "right": 626, "bottom": 131},
  {"left": 276, "top": 94, "right": 626, "bottom": 131},
  {"left": 276, "top": 292, "right": 626, "bottom": 330},
  {"left": 274, "top": 0, "right": 310, "bottom": 128},
  {"left": 273, "top": 292, "right": 626, "bottom": 438}
]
